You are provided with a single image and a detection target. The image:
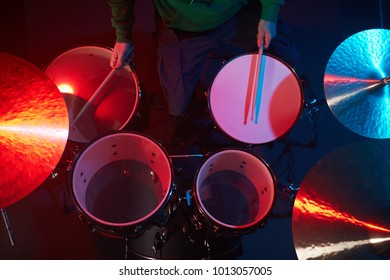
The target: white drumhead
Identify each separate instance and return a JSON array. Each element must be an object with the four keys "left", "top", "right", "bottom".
[{"left": 209, "top": 54, "right": 303, "bottom": 144}]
